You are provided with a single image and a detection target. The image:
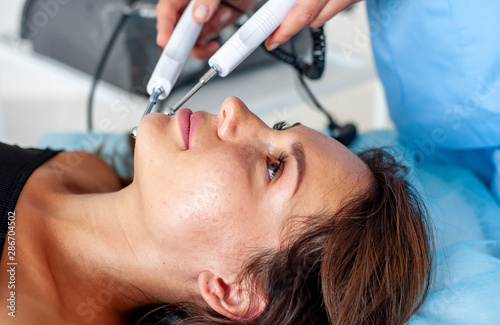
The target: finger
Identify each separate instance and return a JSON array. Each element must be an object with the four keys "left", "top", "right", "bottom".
[
  {"left": 197, "top": 6, "right": 240, "bottom": 45},
  {"left": 309, "top": 0, "right": 354, "bottom": 27},
  {"left": 192, "top": 0, "right": 221, "bottom": 23},
  {"left": 156, "top": 0, "right": 189, "bottom": 47},
  {"left": 192, "top": 40, "right": 220, "bottom": 60},
  {"left": 265, "top": 0, "right": 328, "bottom": 50},
  {"left": 196, "top": 0, "right": 257, "bottom": 45}
]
